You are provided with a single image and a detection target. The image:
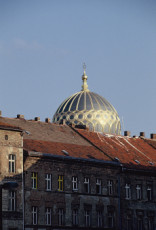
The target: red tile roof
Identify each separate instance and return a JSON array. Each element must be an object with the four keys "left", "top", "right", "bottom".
[
  {"left": 0, "top": 122, "right": 22, "bottom": 131},
  {"left": 23, "top": 139, "right": 111, "bottom": 161},
  {"left": 76, "top": 129, "right": 156, "bottom": 168}
]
